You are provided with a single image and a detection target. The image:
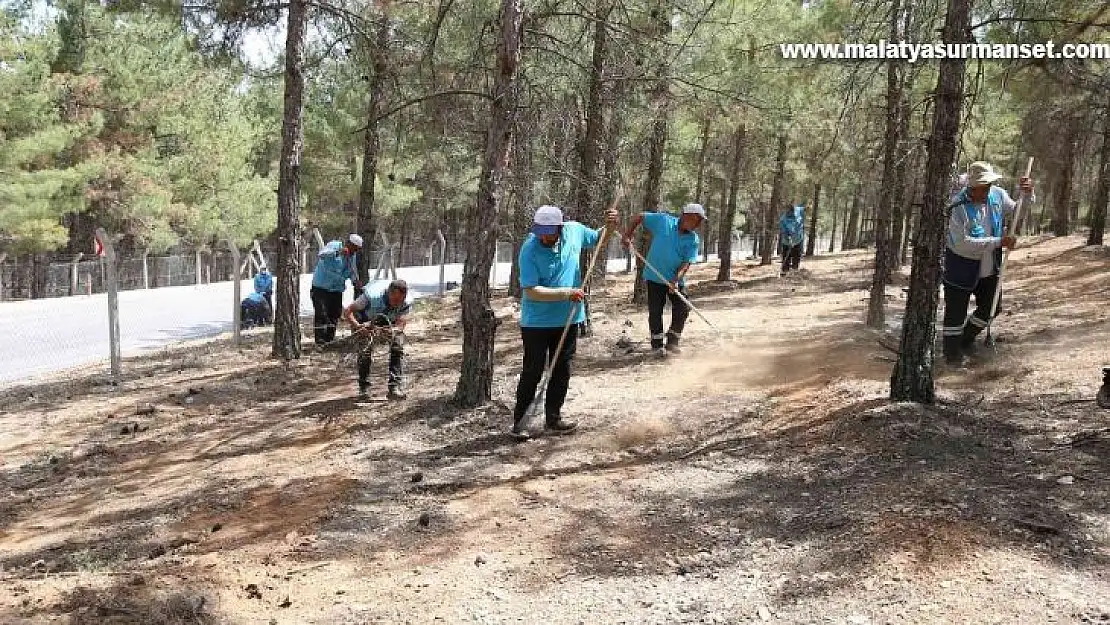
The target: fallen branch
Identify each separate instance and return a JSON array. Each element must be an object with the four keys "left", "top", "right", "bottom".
[
  {"left": 1054, "top": 398, "right": 1095, "bottom": 407},
  {"left": 286, "top": 561, "right": 332, "bottom": 576}
]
